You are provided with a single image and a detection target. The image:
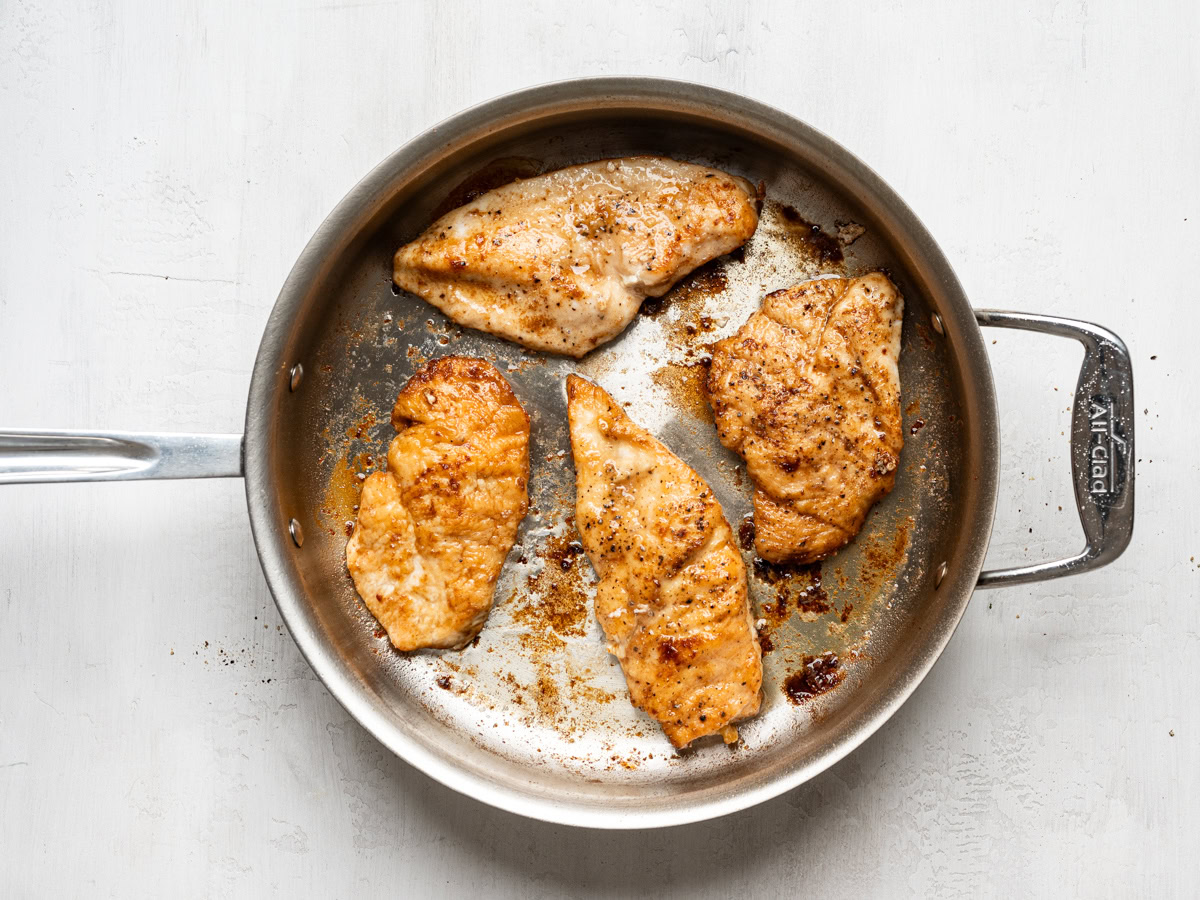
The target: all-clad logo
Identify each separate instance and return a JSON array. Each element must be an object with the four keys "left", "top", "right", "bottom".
[{"left": 1089, "top": 397, "right": 1125, "bottom": 496}]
